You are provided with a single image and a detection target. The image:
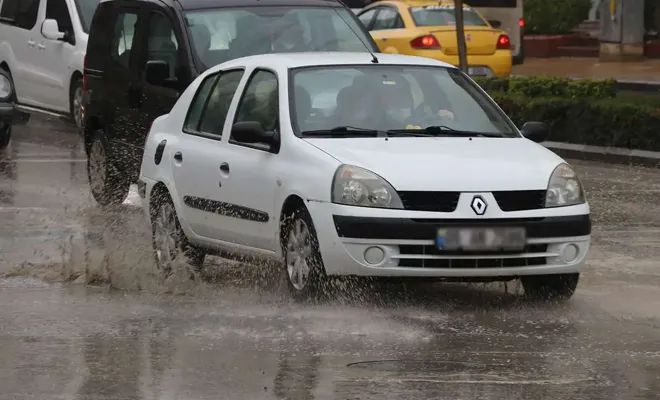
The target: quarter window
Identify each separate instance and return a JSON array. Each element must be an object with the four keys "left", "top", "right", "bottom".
[
  {"left": 0, "top": 0, "right": 39, "bottom": 30},
  {"left": 111, "top": 12, "right": 138, "bottom": 68},
  {"left": 233, "top": 70, "right": 279, "bottom": 140},
  {"left": 183, "top": 74, "right": 218, "bottom": 133},
  {"left": 198, "top": 70, "right": 245, "bottom": 137}
]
